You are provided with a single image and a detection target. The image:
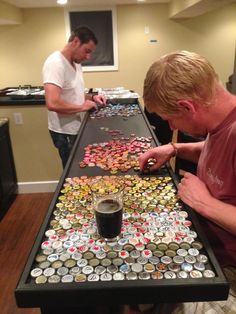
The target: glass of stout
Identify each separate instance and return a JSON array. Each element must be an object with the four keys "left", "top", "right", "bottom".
[{"left": 92, "top": 177, "right": 124, "bottom": 241}]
